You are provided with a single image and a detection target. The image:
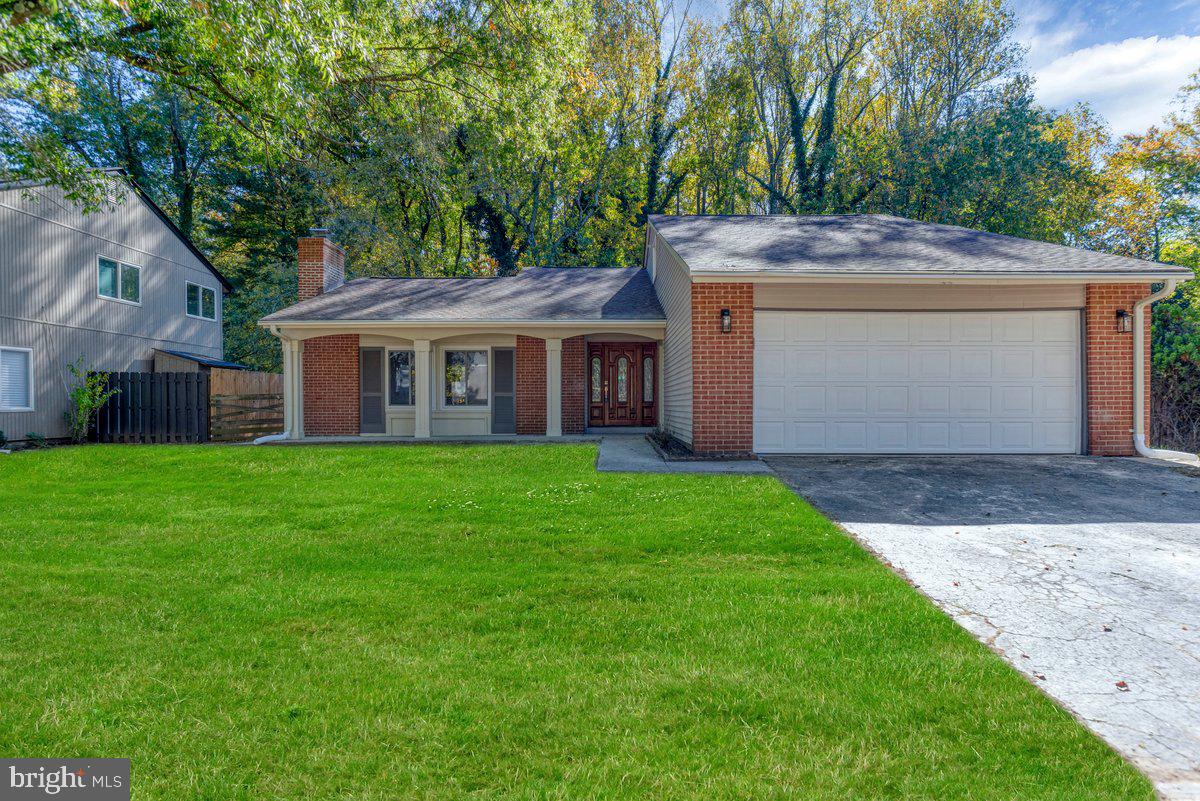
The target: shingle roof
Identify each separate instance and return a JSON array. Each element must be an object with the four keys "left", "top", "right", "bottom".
[
  {"left": 649, "top": 214, "right": 1192, "bottom": 277},
  {"left": 261, "top": 267, "right": 665, "bottom": 323},
  {"left": 154, "top": 349, "right": 251, "bottom": 370}
]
